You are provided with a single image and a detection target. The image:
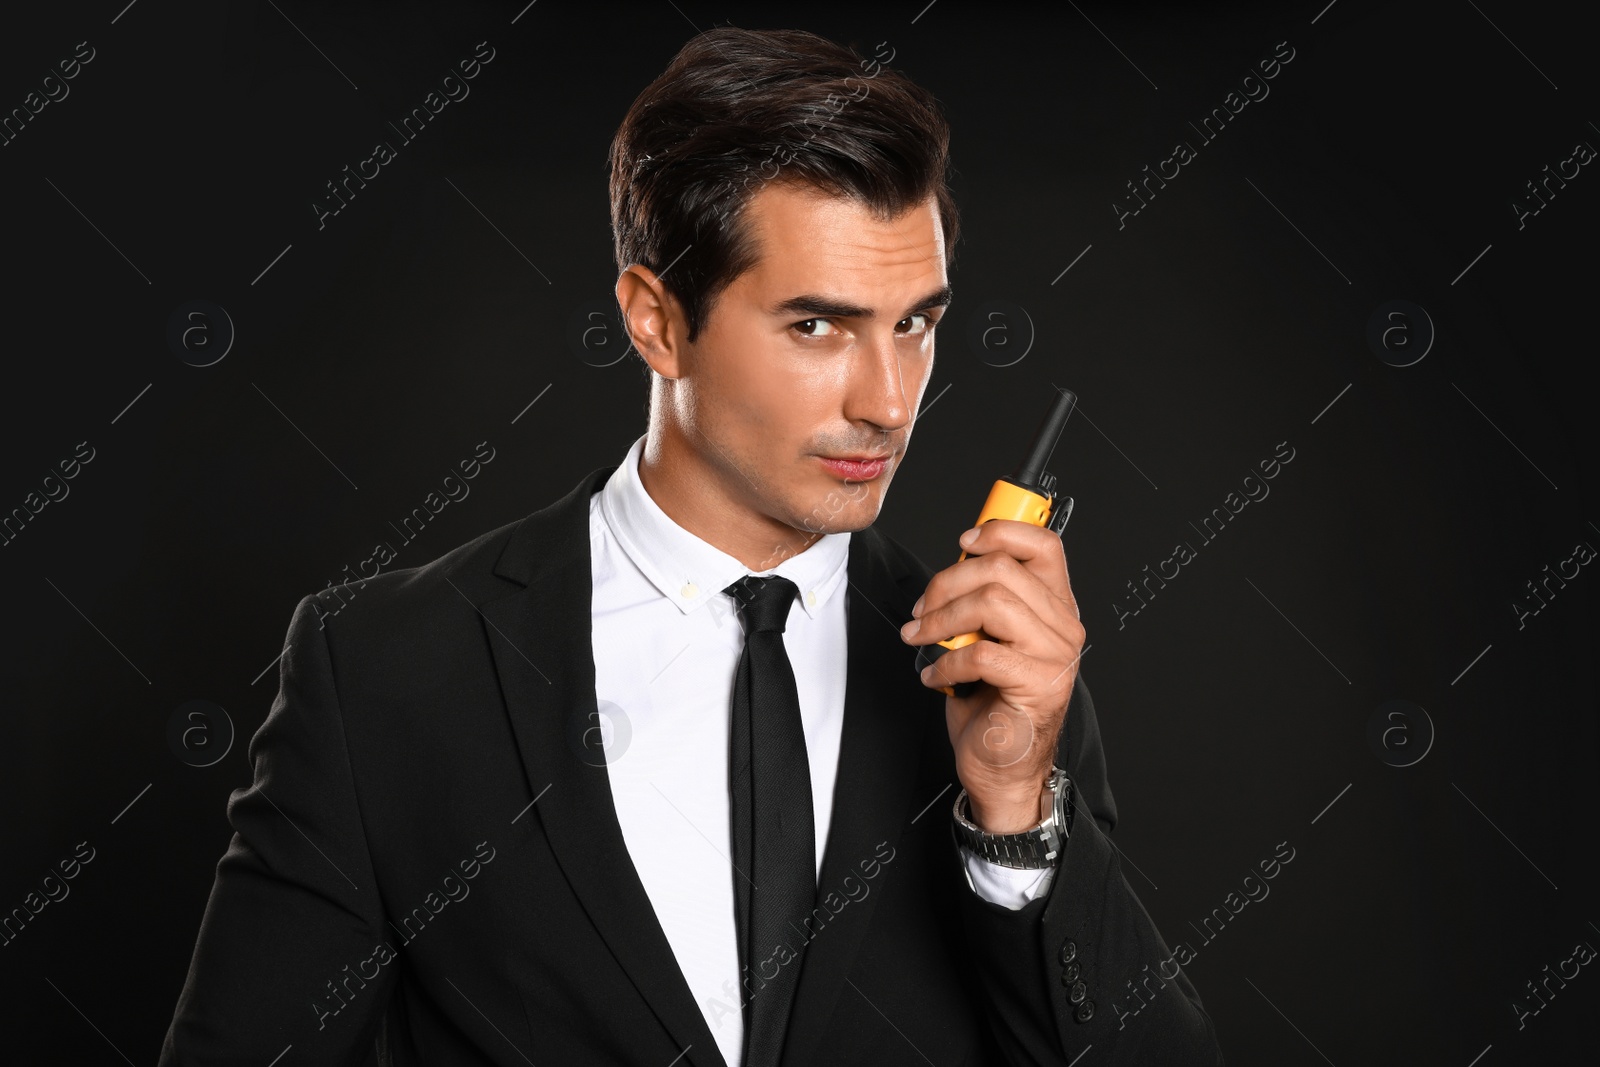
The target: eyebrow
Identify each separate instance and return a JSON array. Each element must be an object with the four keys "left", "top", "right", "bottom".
[{"left": 767, "top": 284, "right": 953, "bottom": 321}]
